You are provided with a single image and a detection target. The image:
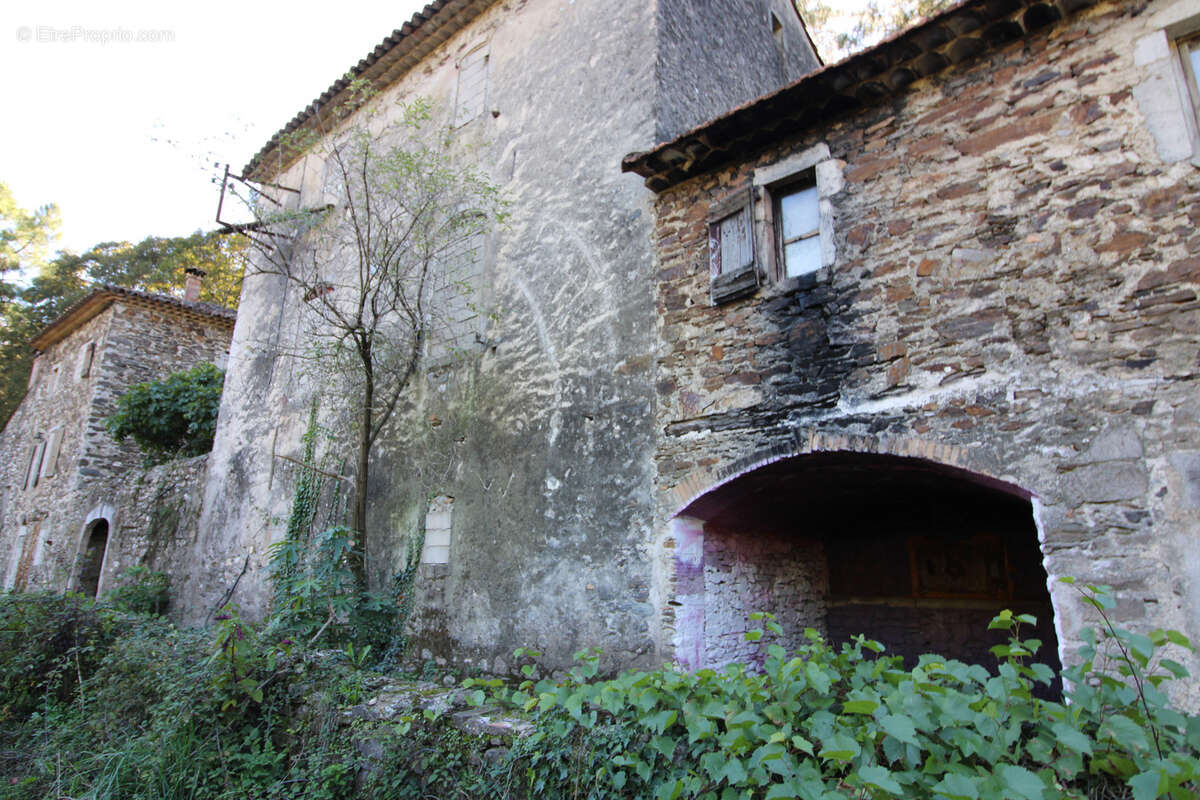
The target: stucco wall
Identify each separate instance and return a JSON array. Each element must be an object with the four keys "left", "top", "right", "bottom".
[
  {"left": 189, "top": 0, "right": 817, "bottom": 672},
  {"left": 648, "top": 0, "right": 1200, "bottom": 707}
]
